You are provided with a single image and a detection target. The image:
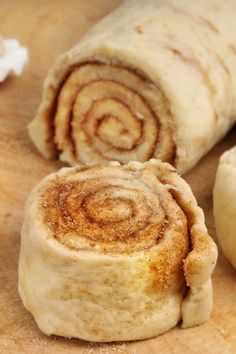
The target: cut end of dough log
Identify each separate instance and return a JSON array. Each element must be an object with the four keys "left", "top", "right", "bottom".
[{"left": 29, "top": 62, "right": 176, "bottom": 168}]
